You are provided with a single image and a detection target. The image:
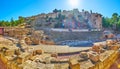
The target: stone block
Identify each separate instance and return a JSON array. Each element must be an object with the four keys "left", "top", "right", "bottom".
[
  {"left": 69, "top": 58, "right": 80, "bottom": 69},
  {"left": 88, "top": 51, "right": 100, "bottom": 63}
]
